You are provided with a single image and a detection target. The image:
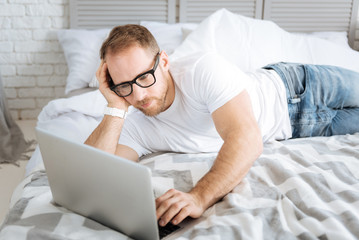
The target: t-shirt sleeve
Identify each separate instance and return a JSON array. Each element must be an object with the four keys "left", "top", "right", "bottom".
[{"left": 193, "top": 53, "right": 251, "bottom": 114}]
